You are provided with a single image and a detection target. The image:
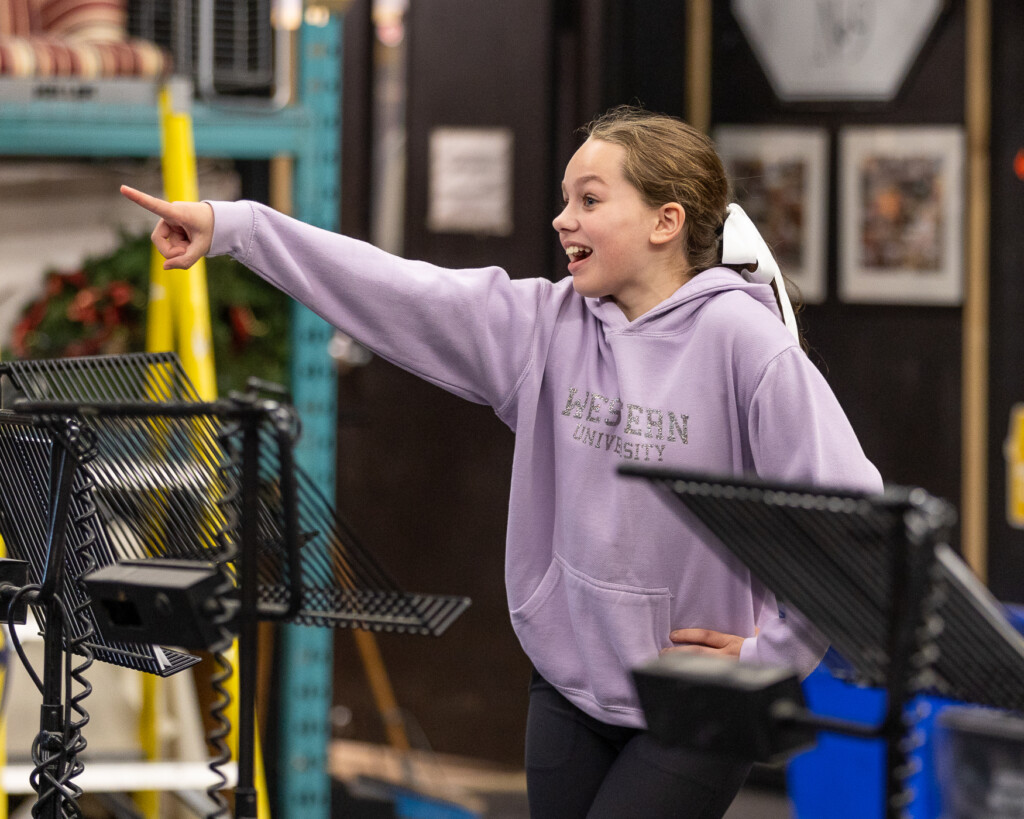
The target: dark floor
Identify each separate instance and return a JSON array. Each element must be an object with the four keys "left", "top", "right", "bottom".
[
  {"left": 476, "top": 783, "right": 792, "bottom": 818},
  {"left": 331, "top": 741, "right": 797, "bottom": 818}
]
